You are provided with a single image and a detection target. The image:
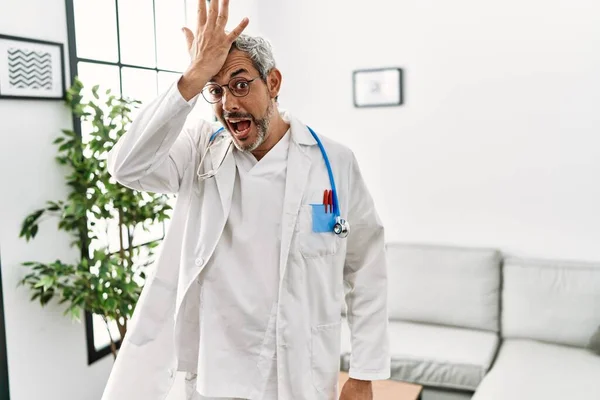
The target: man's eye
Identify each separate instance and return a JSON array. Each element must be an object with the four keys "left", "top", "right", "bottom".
[
  {"left": 209, "top": 87, "right": 223, "bottom": 96},
  {"left": 234, "top": 81, "right": 249, "bottom": 90}
]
